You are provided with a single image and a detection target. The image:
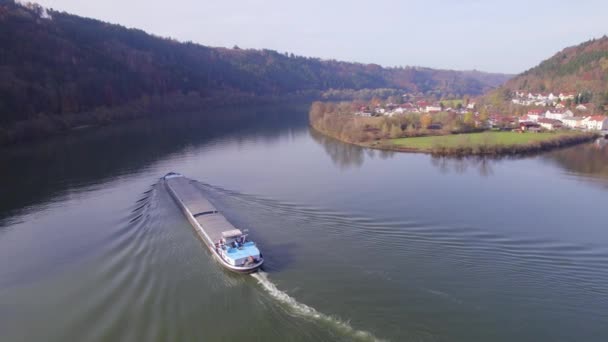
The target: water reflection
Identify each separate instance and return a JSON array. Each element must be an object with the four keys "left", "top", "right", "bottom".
[
  {"left": 429, "top": 138, "right": 608, "bottom": 181},
  {"left": 309, "top": 128, "right": 394, "bottom": 169},
  {"left": 0, "top": 104, "right": 309, "bottom": 221},
  {"left": 543, "top": 138, "right": 608, "bottom": 181},
  {"left": 430, "top": 156, "right": 497, "bottom": 177},
  {"left": 309, "top": 128, "right": 505, "bottom": 176}
]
